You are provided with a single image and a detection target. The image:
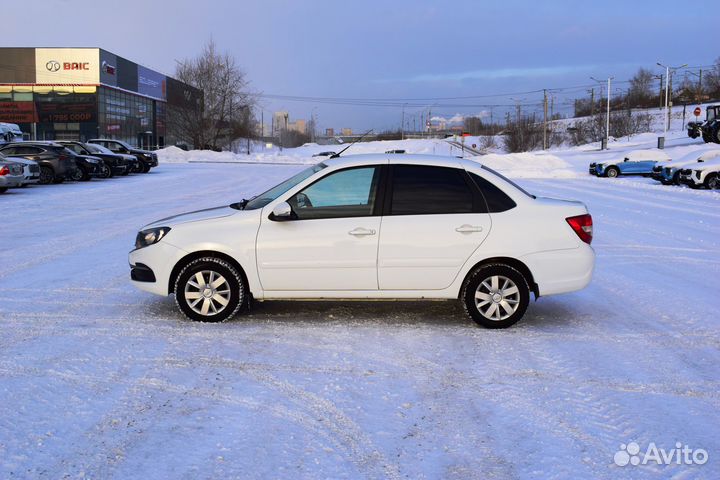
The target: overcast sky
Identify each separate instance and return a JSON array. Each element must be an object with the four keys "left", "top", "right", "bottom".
[{"left": 5, "top": 0, "right": 713, "bottom": 131}]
